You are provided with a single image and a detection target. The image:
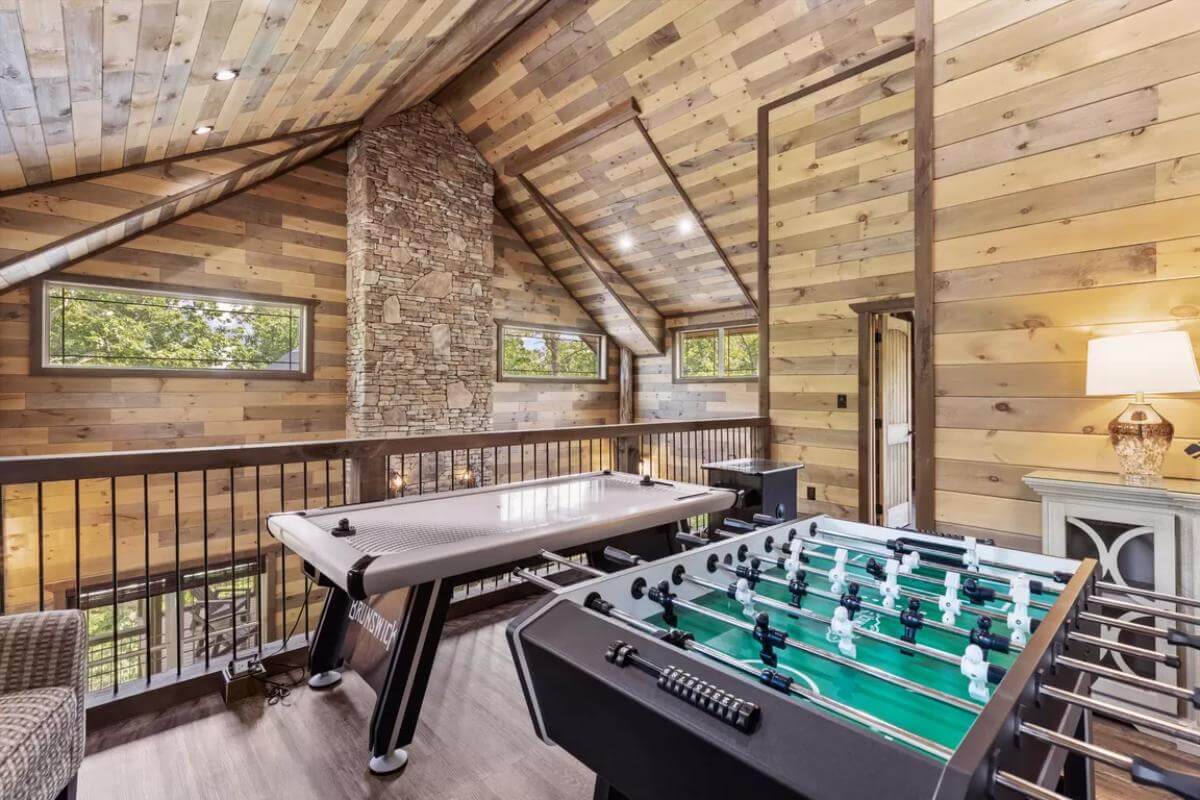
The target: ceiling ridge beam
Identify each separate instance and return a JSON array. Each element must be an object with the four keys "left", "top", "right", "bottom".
[
  {"left": 0, "top": 121, "right": 358, "bottom": 202},
  {"left": 519, "top": 175, "right": 664, "bottom": 356},
  {"left": 0, "top": 128, "right": 357, "bottom": 292},
  {"left": 631, "top": 115, "right": 758, "bottom": 316}
]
